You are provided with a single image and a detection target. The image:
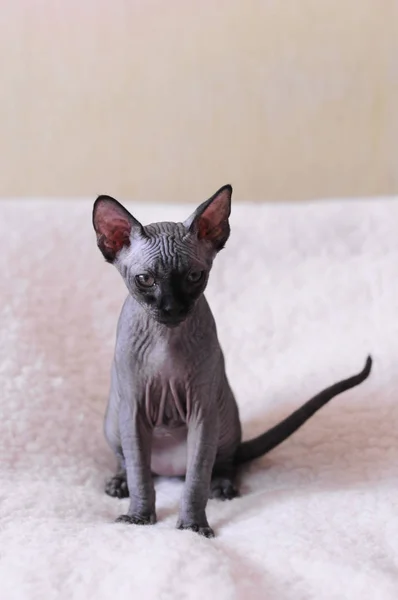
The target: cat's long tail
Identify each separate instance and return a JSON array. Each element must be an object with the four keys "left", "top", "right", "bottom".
[{"left": 234, "top": 355, "right": 372, "bottom": 465}]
